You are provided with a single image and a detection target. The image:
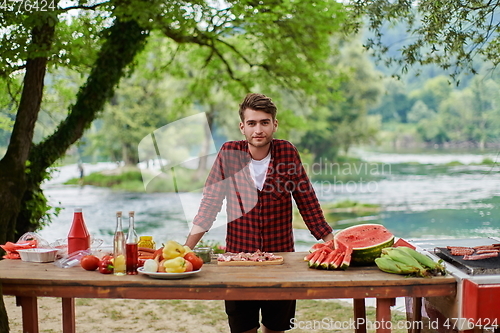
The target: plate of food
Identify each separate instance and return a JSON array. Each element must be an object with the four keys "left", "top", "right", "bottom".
[
  {"left": 137, "top": 267, "right": 201, "bottom": 279},
  {"left": 217, "top": 250, "right": 284, "bottom": 266}
]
